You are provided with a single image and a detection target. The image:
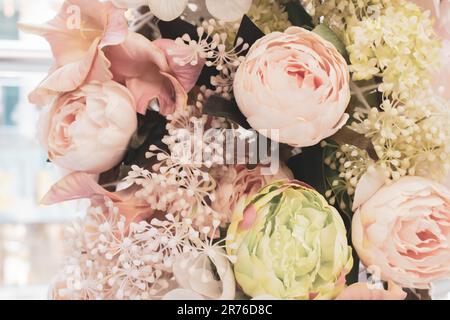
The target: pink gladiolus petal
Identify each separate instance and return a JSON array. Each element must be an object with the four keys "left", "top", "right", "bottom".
[
  {"left": 41, "top": 172, "right": 121, "bottom": 205},
  {"left": 154, "top": 38, "right": 205, "bottom": 92},
  {"left": 19, "top": 0, "right": 128, "bottom": 106},
  {"left": 106, "top": 33, "right": 188, "bottom": 115}
]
